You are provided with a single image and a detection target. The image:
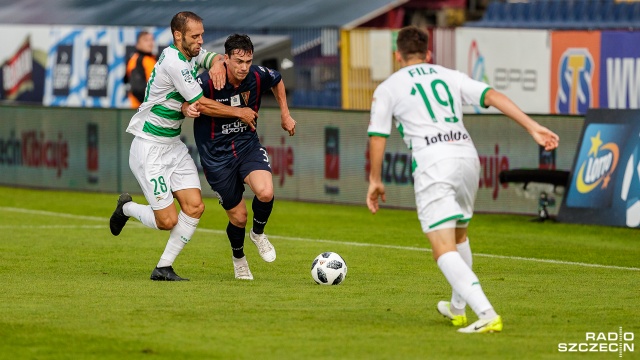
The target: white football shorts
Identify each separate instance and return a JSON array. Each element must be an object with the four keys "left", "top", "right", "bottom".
[
  {"left": 129, "top": 136, "right": 201, "bottom": 210},
  {"left": 414, "top": 157, "right": 480, "bottom": 233}
]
